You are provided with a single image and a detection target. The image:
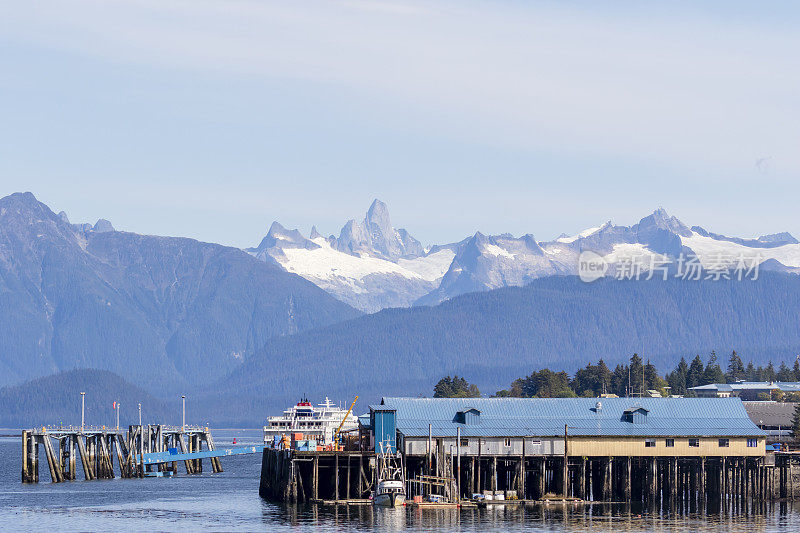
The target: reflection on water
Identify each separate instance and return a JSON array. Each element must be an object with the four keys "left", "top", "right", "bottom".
[
  {"left": 1, "top": 433, "right": 800, "bottom": 532},
  {"left": 269, "top": 500, "right": 800, "bottom": 533}
]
